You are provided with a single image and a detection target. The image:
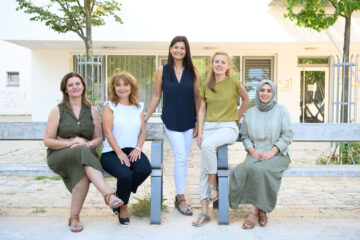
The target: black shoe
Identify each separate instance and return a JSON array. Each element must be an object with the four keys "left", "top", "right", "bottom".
[{"left": 117, "top": 207, "right": 130, "bottom": 225}]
